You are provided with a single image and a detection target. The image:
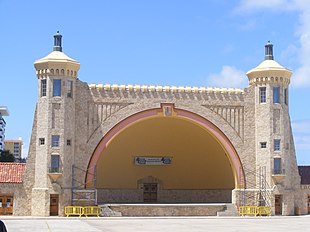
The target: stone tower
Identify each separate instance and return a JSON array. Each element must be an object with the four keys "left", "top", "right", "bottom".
[
  {"left": 32, "top": 32, "right": 80, "bottom": 216},
  {"left": 246, "top": 42, "right": 300, "bottom": 215}
]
